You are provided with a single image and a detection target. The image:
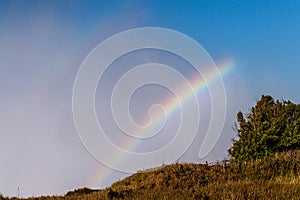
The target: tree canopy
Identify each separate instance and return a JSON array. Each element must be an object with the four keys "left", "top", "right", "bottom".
[{"left": 228, "top": 95, "right": 300, "bottom": 161}]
